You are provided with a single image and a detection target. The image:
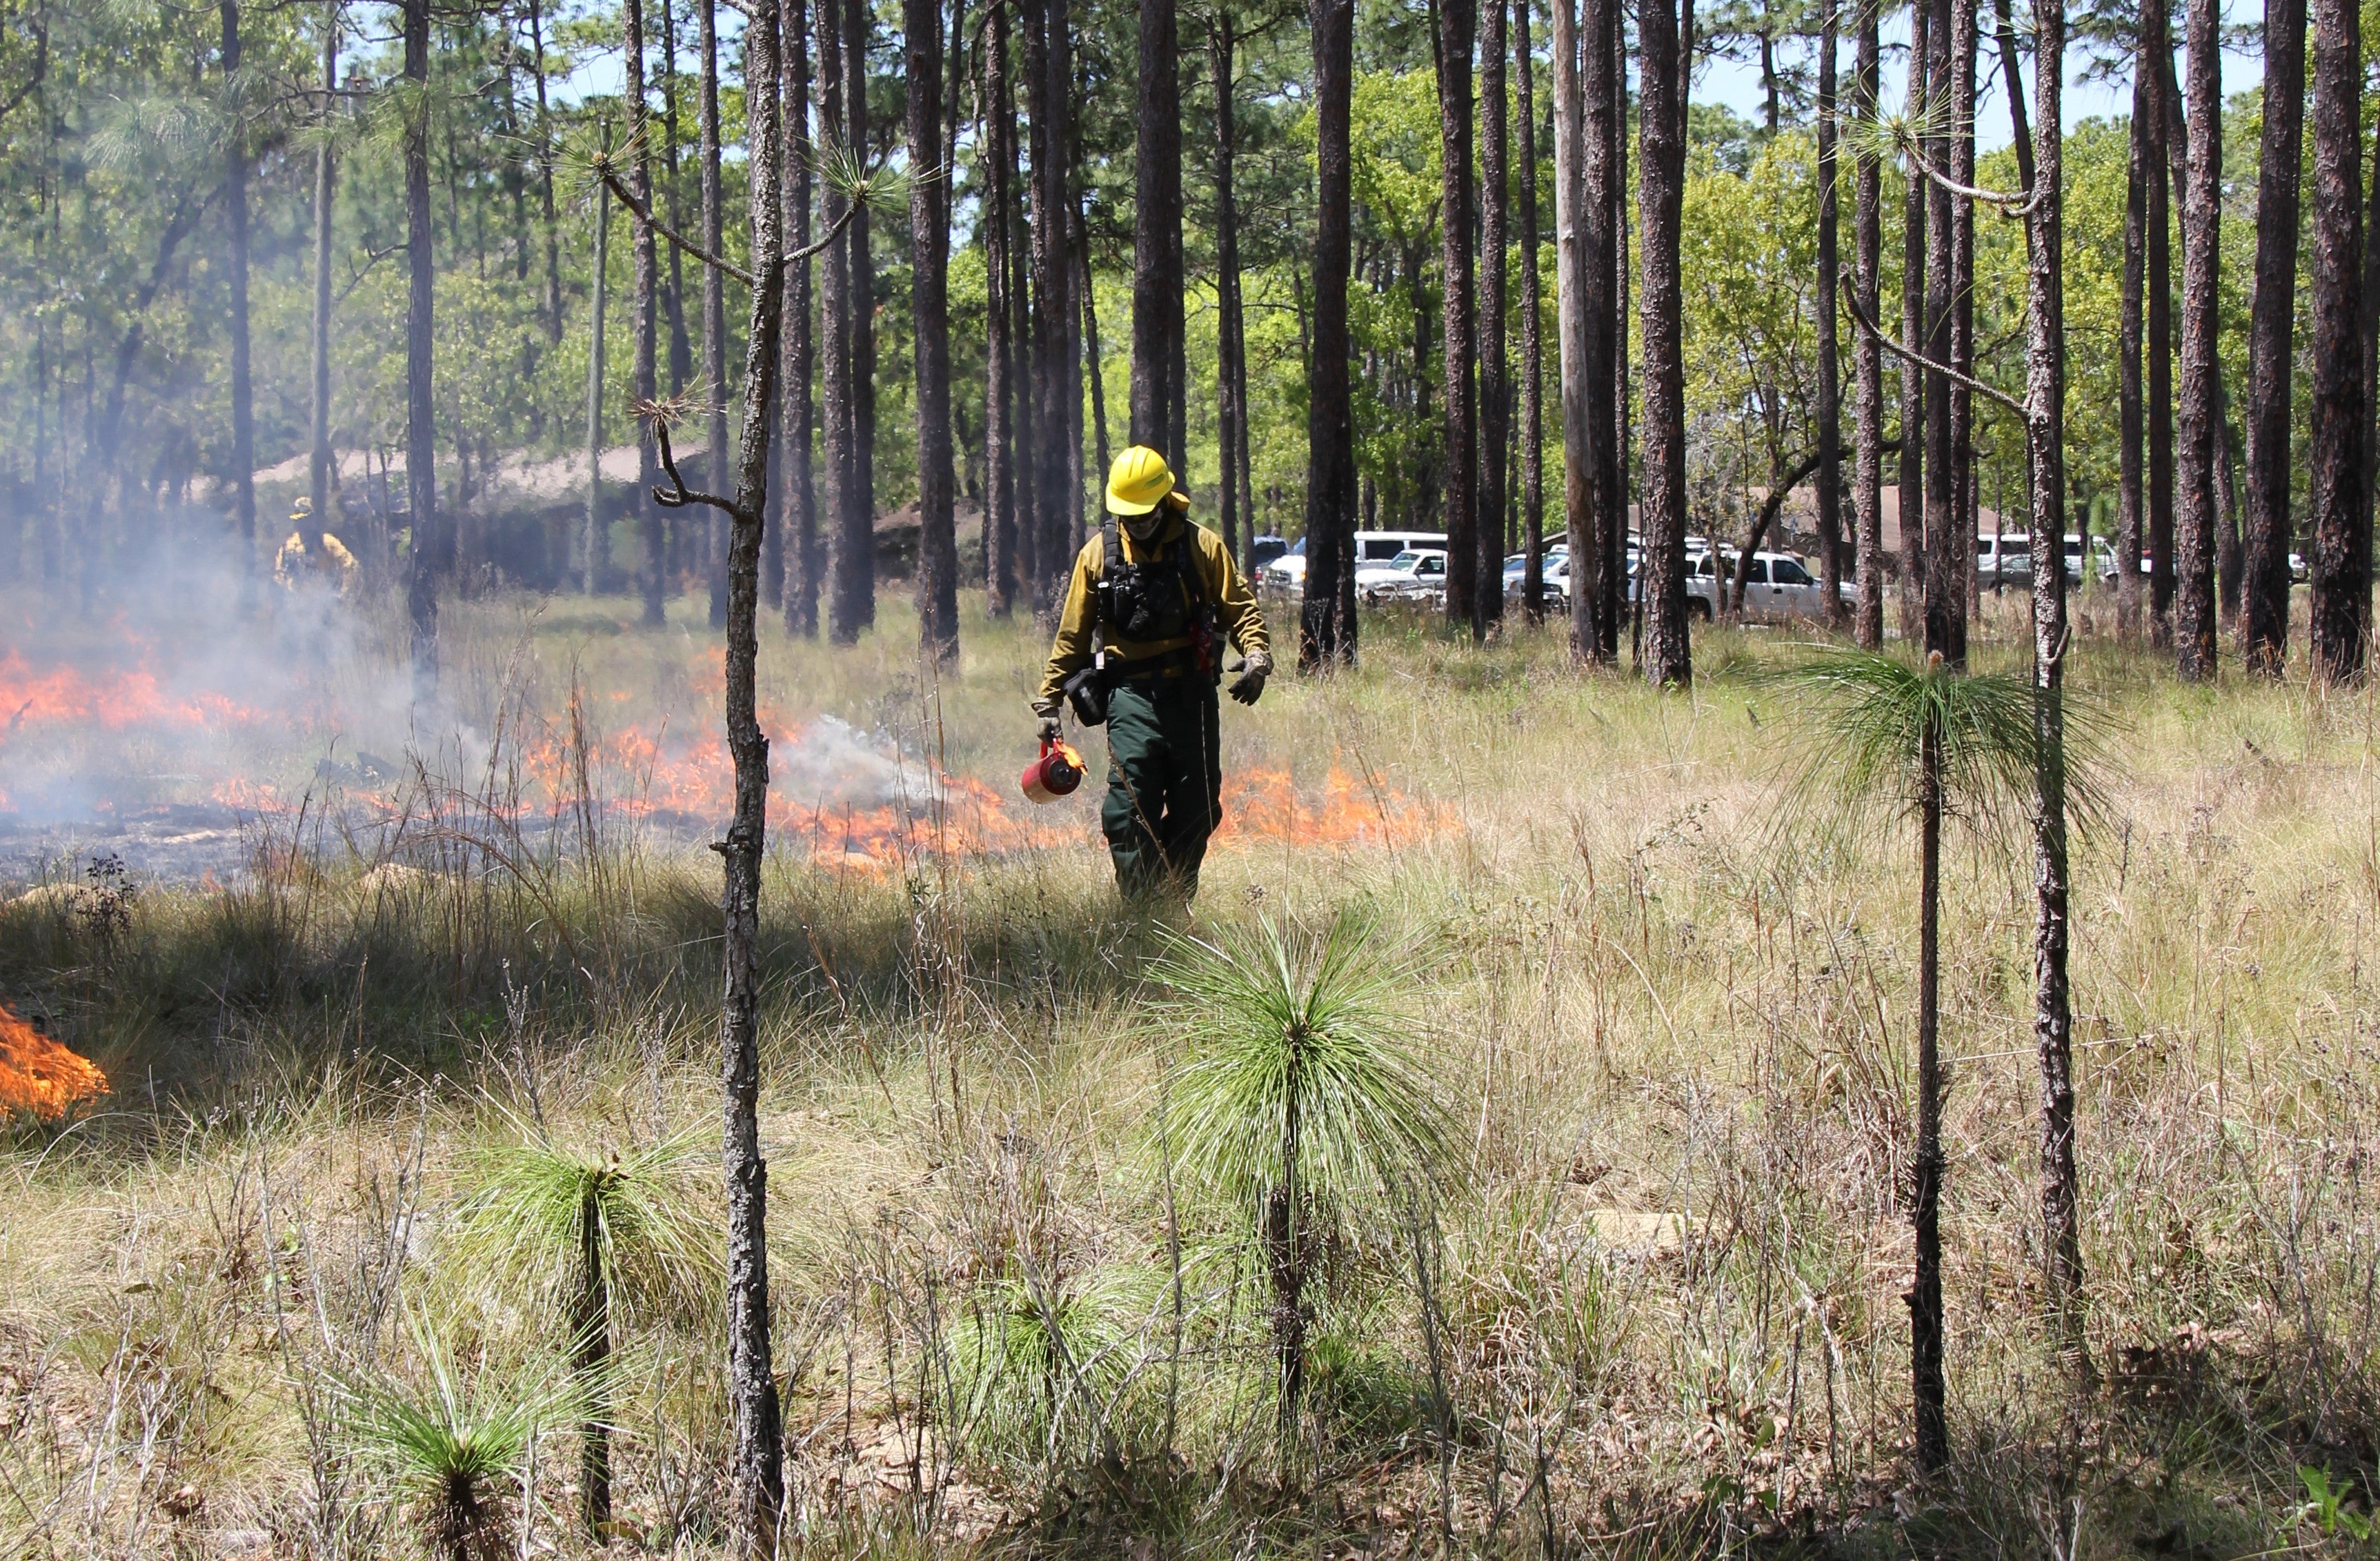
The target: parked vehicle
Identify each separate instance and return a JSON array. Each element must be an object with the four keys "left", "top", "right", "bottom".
[
  {"left": 1976, "top": 532, "right": 2034, "bottom": 587},
  {"left": 2085, "top": 537, "right": 2307, "bottom": 586},
  {"left": 1358, "top": 548, "right": 1448, "bottom": 604},
  {"left": 1250, "top": 534, "right": 1290, "bottom": 570},
  {"left": 1687, "top": 550, "right": 1836, "bottom": 620},
  {"left": 1258, "top": 530, "right": 1447, "bottom": 595},
  {"left": 1501, "top": 546, "right": 1568, "bottom": 602}
]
